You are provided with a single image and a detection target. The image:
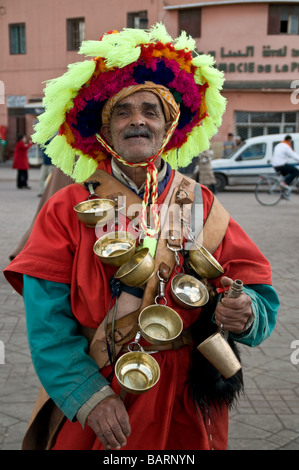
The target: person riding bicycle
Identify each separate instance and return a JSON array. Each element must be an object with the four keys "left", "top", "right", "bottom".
[{"left": 272, "top": 135, "right": 299, "bottom": 190}]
